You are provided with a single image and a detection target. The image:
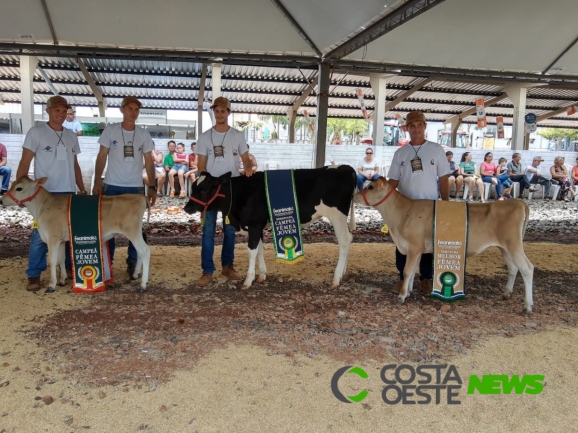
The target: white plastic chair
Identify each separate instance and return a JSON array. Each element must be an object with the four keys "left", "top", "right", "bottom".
[{"left": 265, "top": 161, "right": 282, "bottom": 170}]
